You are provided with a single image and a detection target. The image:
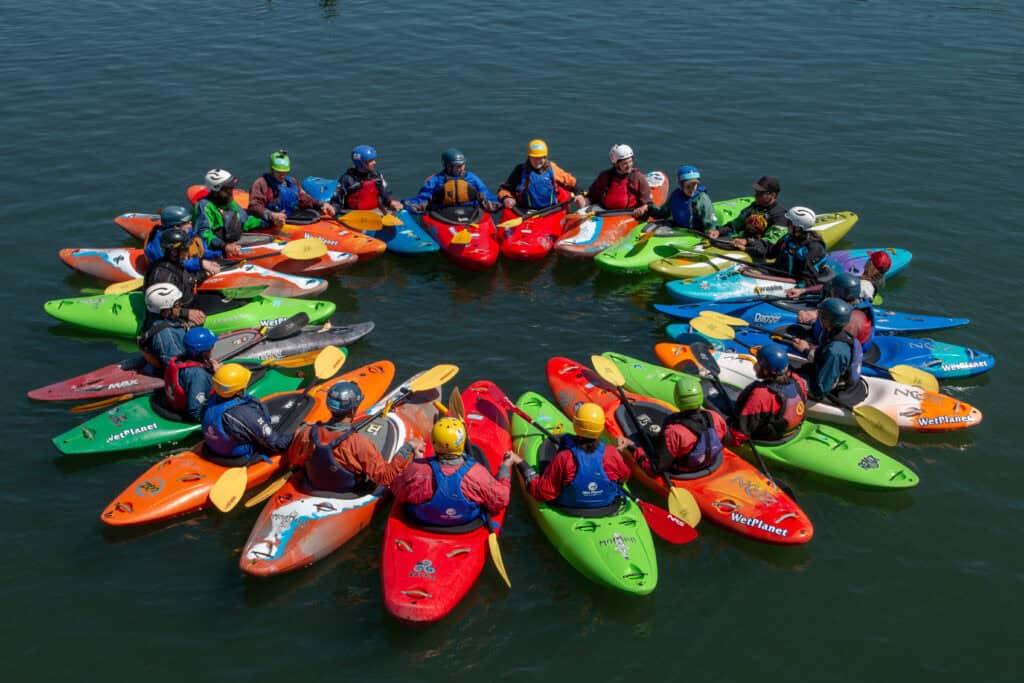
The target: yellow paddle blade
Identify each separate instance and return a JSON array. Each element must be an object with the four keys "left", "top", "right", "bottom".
[
  {"left": 408, "top": 364, "right": 460, "bottom": 393},
  {"left": 243, "top": 472, "right": 290, "bottom": 508},
  {"left": 852, "top": 405, "right": 900, "bottom": 447},
  {"left": 590, "top": 354, "right": 627, "bottom": 387},
  {"left": 280, "top": 237, "right": 328, "bottom": 260},
  {"left": 886, "top": 364, "right": 940, "bottom": 393},
  {"left": 312, "top": 345, "right": 347, "bottom": 380},
  {"left": 700, "top": 310, "right": 750, "bottom": 327},
  {"left": 488, "top": 532, "right": 512, "bottom": 588},
  {"left": 105, "top": 278, "right": 144, "bottom": 295},
  {"left": 209, "top": 466, "right": 248, "bottom": 512},
  {"left": 450, "top": 229, "right": 472, "bottom": 245},
  {"left": 666, "top": 486, "right": 702, "bottom": 527},
  {"left": 338, "top": 210, "right": 384, "bottom": 231},
  {"left": 448, "top": 386, "right": 465, "bottom": 420},
  {"left": 689, "top": 316, "right": 738, "bottom": 341},
  {"left": 381, "top": 213, "right": 404, "bottom": 227},
  {"left": 259, "top": 349, "right": 322, "bottom": 369},
  {"left": 496, "top": 216, "right": 524, "bottom": 230}
]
